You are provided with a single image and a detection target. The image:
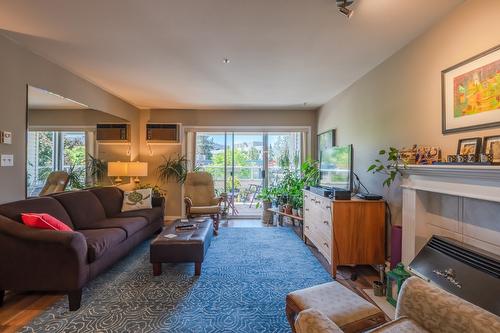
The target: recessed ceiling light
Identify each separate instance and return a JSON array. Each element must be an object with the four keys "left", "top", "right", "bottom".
[{"left": 223, "top": 58, "right": 230, "bottom": 64}]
